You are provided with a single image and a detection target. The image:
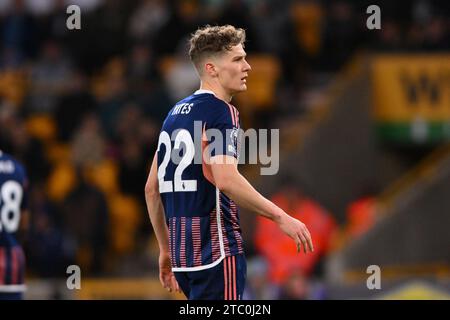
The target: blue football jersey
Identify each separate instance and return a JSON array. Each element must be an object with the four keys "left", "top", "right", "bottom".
[
  {"left": 0, "top": 151, "right": 27, "bottom": 292},
  {"left": 157, "top": 90, "right": 244, "bottom": 271}
]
